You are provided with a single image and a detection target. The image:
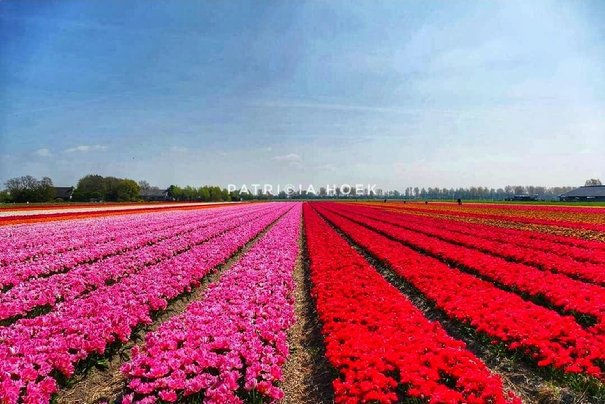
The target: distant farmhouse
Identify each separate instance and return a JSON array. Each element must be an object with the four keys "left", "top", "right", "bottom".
[
  {"left": 139, "top": 188, "right": 169, "bottom": 201},
  {"left": 560, "top": 179, "right": 605, "bottom": 202},
  {"left": 53, "top": 186, "right": 74, "bottom": 201},
  {"left": 560, "top": 185, "right": 605, "bottom": 202}
]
